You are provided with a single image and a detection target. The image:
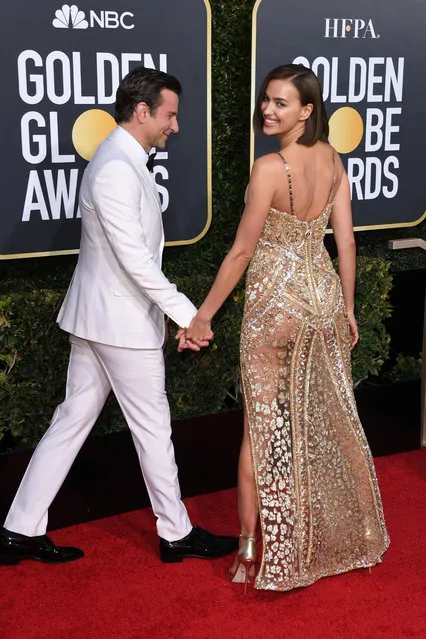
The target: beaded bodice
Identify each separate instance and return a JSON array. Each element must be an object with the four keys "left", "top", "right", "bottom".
[
  {"left": 260, "top": 203, "right": 332, "bottom": 256},
  {"left": 246, "top": 151, "right": 339, "bottom": 324}
]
